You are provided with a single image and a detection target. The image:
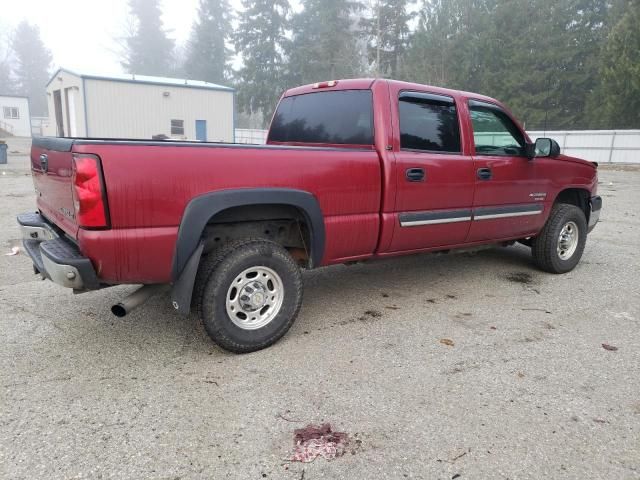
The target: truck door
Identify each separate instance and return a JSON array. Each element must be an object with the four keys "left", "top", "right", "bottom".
[
  {"left": 388, "top": 90, "right": 475, "bottom": 252},
  {"left": 466, "top": 99, "right": 549, "bottom": 242}
]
